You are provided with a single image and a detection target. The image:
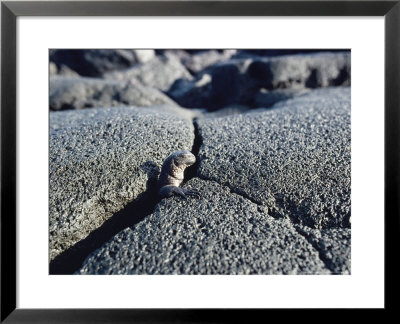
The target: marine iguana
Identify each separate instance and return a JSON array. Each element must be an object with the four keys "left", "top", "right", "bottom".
[{"left": 158, "top": 150, "right": 200, "bottom": 199}]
